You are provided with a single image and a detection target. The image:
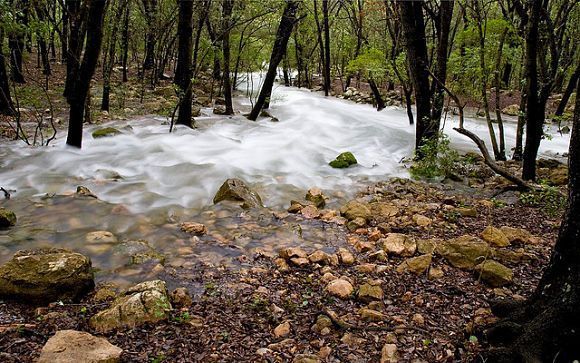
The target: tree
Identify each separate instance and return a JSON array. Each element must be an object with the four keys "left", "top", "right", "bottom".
[
  {"left": 0, "top": 29, "right": 15, "bottom": 115},
  {"left": 222, "top": 0, "right": 234, "bottom": 115},
  {"left": 65, "top": 0, "right": 107, "bottom": 148},
  {"left": 142, "top": 0, "right": 157, "bottom": 70},
  {"left": 174, "top": 0, "right": 194, "bottom": 127},
  {"left": 247, "top": 0, "right": 298, "bottom": 121},
  {"left": 322, "top": 0, "right": 331, "bottom": 96},
  {"left": 101, "top": 0, "right": 127, "bottom": 111},
  {"left": 487, "top": 78, "right": 580, "bottom": 363}
]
